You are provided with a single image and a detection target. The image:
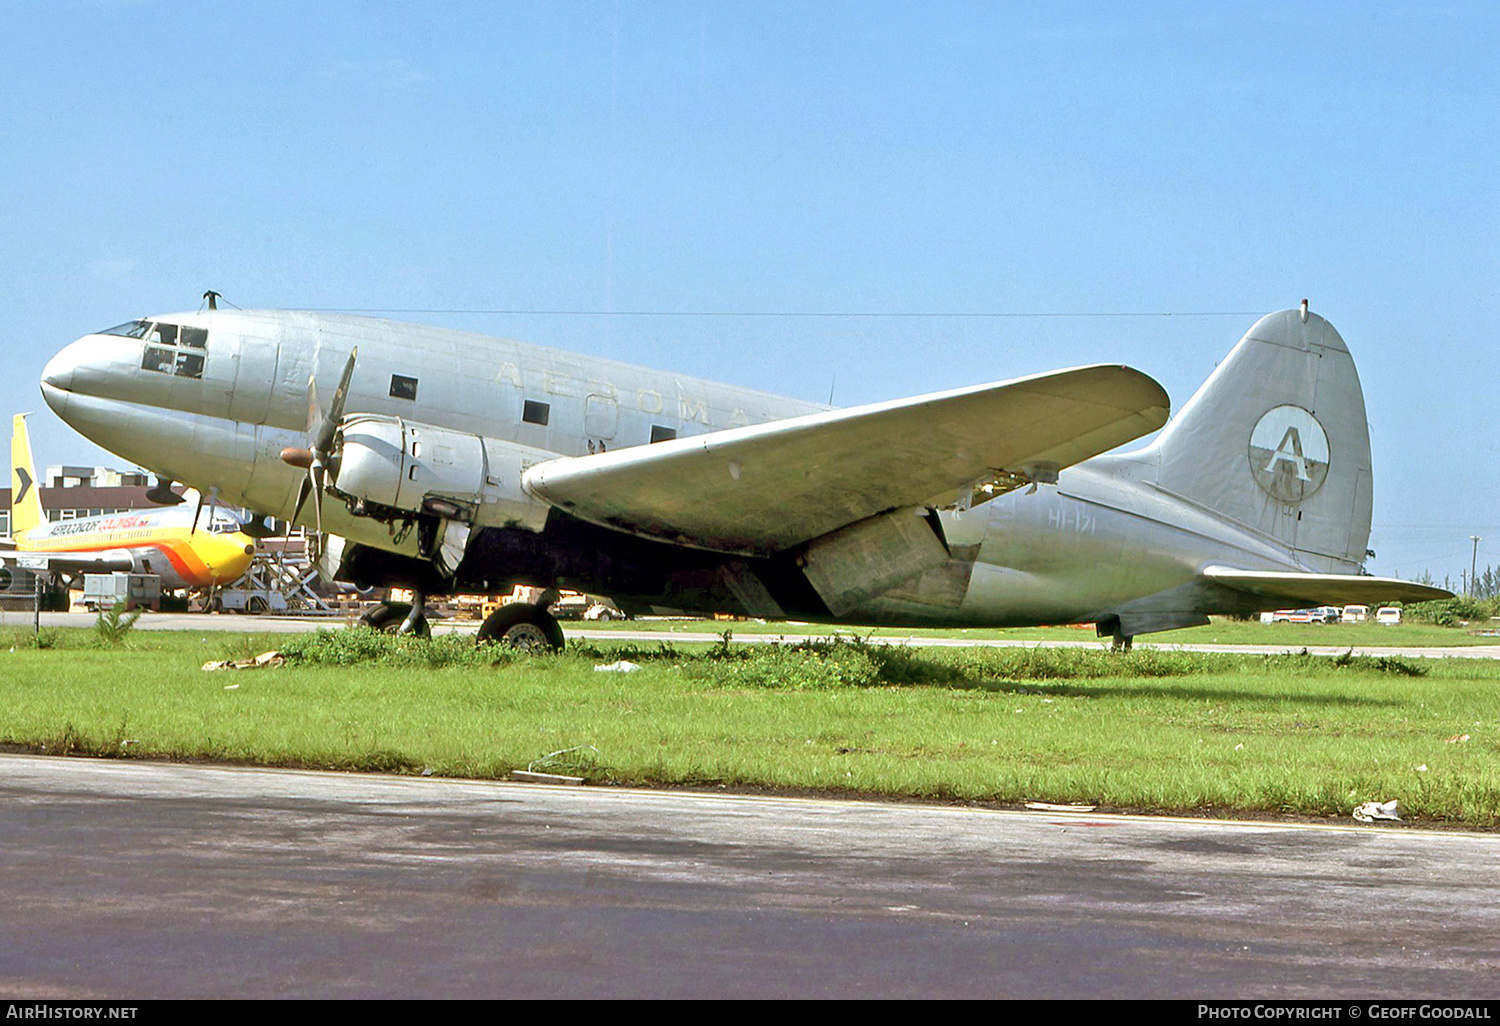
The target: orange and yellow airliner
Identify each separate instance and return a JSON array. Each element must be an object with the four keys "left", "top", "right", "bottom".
[{"left": 4, "top": 414, "right": 255, "bottom": 589}]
